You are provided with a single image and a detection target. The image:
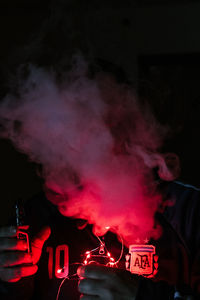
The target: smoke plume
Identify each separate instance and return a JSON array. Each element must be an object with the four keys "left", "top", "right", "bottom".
[{"left": 0, "top": 58, "right": 178, "bottom": 245}]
